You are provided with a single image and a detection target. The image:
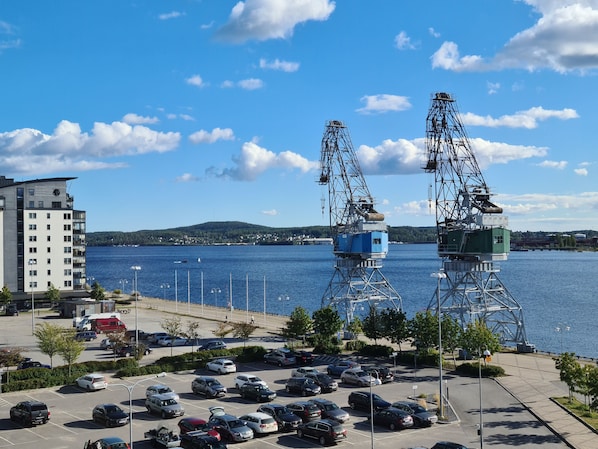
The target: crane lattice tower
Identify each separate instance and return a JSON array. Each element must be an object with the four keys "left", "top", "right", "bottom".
[
  {"left": 318, "top": 120, "right": 402, "bottom": 326},
  {"left": 424, "top": 92, "right": 533, "bottom": 351}
]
